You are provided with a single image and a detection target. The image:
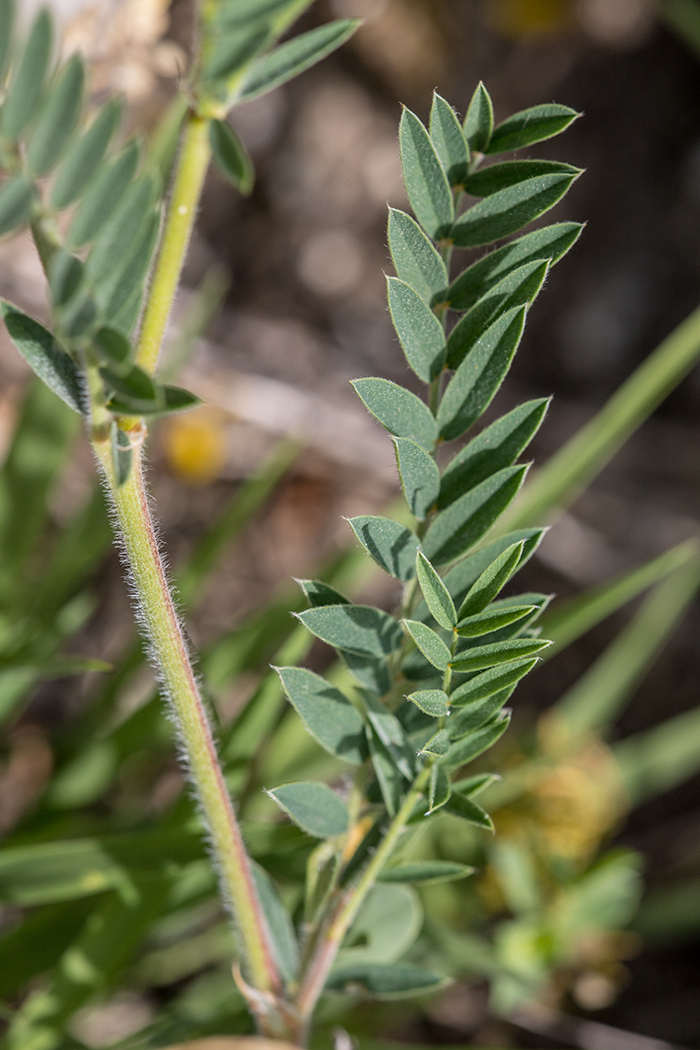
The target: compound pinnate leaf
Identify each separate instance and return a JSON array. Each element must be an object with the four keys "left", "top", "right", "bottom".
[
  {"left": 428, "top": 762, "right": 451, "bottom": 813},
  {"left": 275, "top": 666, "right": 365, "bottom": 763},
  {"left": 463, "top": 81, "right": 493, "bottom": 153},
  {"left": 450, "top": 659, "right": 537, "bottom": 706},
  {"left": 393, "top": 437, "right": 440, "bottom": 520},
  {"left": 464, "top": 158, "right": 581, "bottom": 197},
  {"left": 1, "top": 8, "right": 52, "bottom": 140},
  {"left": 437, "top": 307, "right": 527, "bottom": 442},
  {"left": 402, "top": 619, "right": 451, "bottom": 671},
  {"left": 238, "top": 18, "right": 360, "bottom": 102},
  {"left": 416, "top": 552, "right": 456, "bottom": 630},
  {"left": 347, "top": 515, "right": 419, "bottom": 581},
  {"left": 0, "top": 175, "right": 34, "bottom": 236},
  {"left": 486, "top": 102, "right": 580, "bottom": 154},
  {"left": 379, "top": 861, "right": 473, "bottom": 884},
  {"left": 406, "top": 689, "right": 449, "bottom": 717},
  {"left": 352, "top": 377, "right": 438, "bottom": 450},
  {"left": 446, "top": 261, "right": 549, "bottom": 370},
  {"left": 209, "top": 118, "right": 254, "bottom": 194},
  {"left": 51, "top": 96, "right": 123, "bottom": 210},
  {"left": 447, "top": 222, "right": 583, "bottom": 311},
  {"left": 455, "top": 604, "right": 535, "bottom": 639},
  {"left": 68, "top": 139, "right": 140, "bottom": 248},
  {"left": 326, "top": 963, "right": 447, "bottom": 998},
  {"left": 442, "top": 529, "right": 545, "bottom": 609},
  {"left": 268, "top": 782, "right": 348, "bottom": 838},
  {"left": 438, "top": 398, "right": 549, "bottom": 508},
  {"left": 422, "top": 466, "right": 528, "bottom": 567},
  {"left": 27, "top": 55, "right": 85, "bottom": 176},
  {"left": 296, "top": 604, "right": 403, "bottom": 658},
  {"left": 387, "top": 276, "right": 446, "bottom": 382},
  {"left": 450, "top": 637, "right": 550, "bottom": 673},
  {"left": 297, "top": 579, "right": 350, "bottom": 607},
  {"left": 388, "top": 208, "right": 448, "bottom": 305},
  {"left": 399, "top": 107, "right": 454, "bottom": 238},
  {"left": 429, "top": 92, "right": 469, "bottom": 185},
  {"left": 0, "top": 300, "right": 85, "bottom": 414},
  {"left": 443, "top": 792, "right": 494, "bottom": 830},
  {"left": 458, "top": 540, "right": 524, "bottom": 618},
  {"left": 451, "top": 173, "right": 579, "bottom": 249}
]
